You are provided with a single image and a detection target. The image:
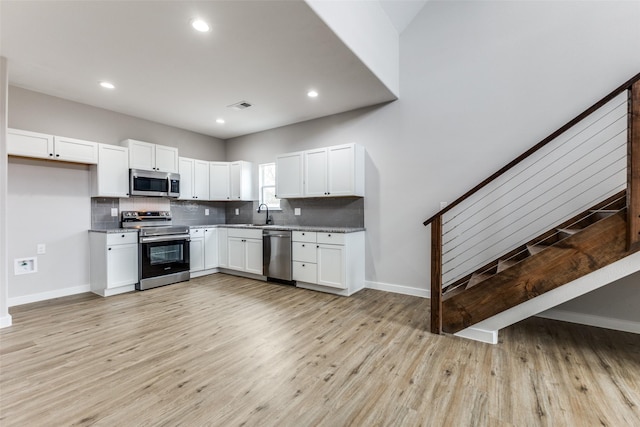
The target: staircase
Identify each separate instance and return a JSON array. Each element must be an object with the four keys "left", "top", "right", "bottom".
[{"left": 424, "top": 73, "right": 640, "bottom": 340}]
